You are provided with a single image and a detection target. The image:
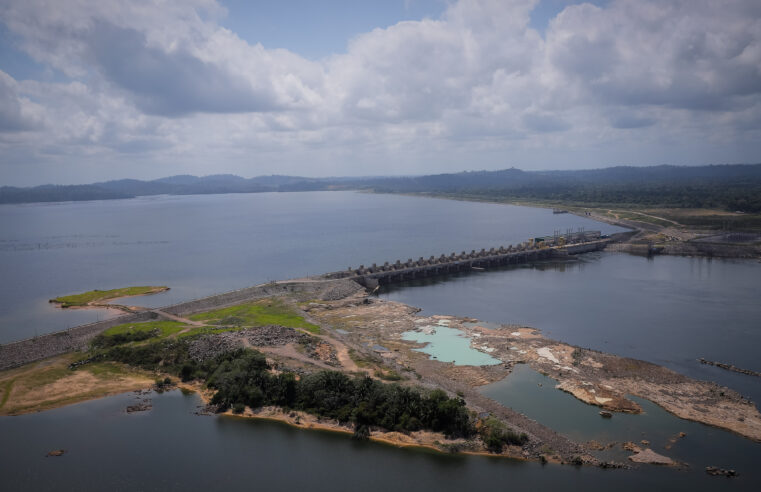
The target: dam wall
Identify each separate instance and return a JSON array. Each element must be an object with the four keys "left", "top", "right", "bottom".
[
  {"left": 340, "top": 236, "right": 611, "bottom": 288},
  {"left": 0, "top": 311, "right": 157, "bottom": 371}
]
